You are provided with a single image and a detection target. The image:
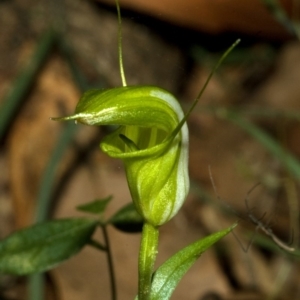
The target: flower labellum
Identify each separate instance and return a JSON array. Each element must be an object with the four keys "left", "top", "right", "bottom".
[{"left": 53, "top": 85, "right": 189, "bottom": 226}]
